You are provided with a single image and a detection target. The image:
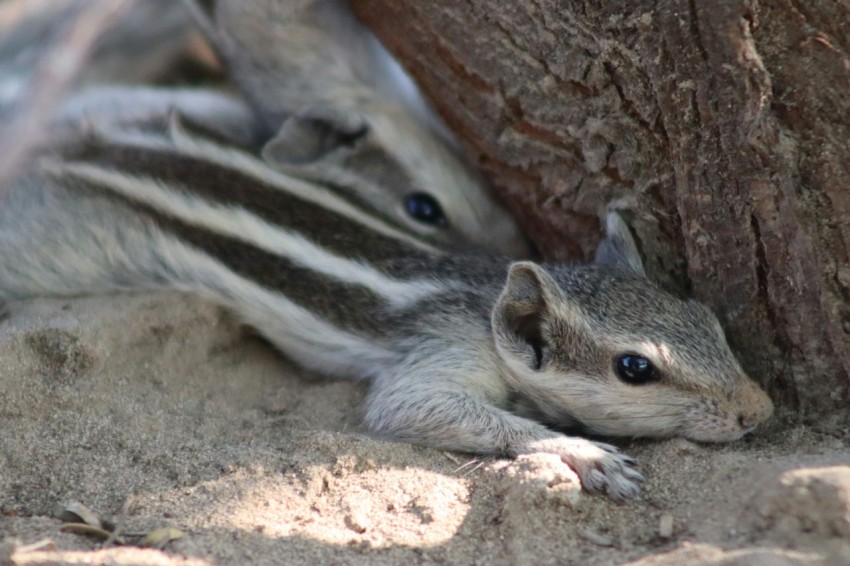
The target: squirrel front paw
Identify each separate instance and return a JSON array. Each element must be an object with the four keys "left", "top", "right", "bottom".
[{"left": 525, "top": 437, "right": 644, "bottom": 501}]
